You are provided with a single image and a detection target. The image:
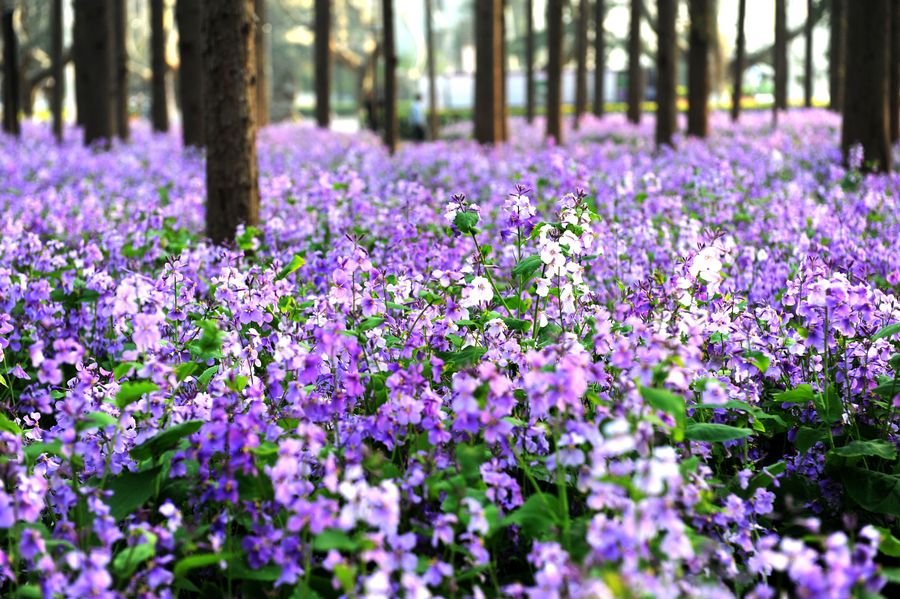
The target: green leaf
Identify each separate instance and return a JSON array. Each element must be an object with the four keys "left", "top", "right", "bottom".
[
  {"left": 640, "top": 387, "right": 686, "bottom": 441},
  {"left": 276, "top": 254, "right": 307, "bottom": 280},
  {"left": 502, "top": 493, "right": 560, "bottom": 539},
  {"left": 511, "top": 254, "right": 543, "bottom": 284},
  {"left": 130, "top": 420, "right": 203, "bottom": 462},
  {"left": 813, "top": 385, "right": 843, "bottom": 424},
  {"left": 173, "top": 552, "right": 239, "bottom": 578},
  {"left": 794, "top": 427, "right": 829, "bottom": 453},
  {"left": 357, "top": 317, "right": 385, "bottom": 332},
  {"left": 0, "top": 412, "right": 22, "bottom": 435},
  {"left": 312, "top": 529, "right": 358, "bottom": 552},
  {"left": 197, "top": 365, "right": 218, "bottom": 387},
  {"left": 113, "top": 361, "right": 139, "bottom": 380},
  {"left": 501, "top": 317, "right": 531, "bottom": 332},
  {"left": 882, "top": 567, "right": 900, "bottom": 584},
  {"left": 435, "top": 346, "right": 486, "bottom": 369},
  {"left": 456, "top": 443, "right": 488, "bottom": 483},
  {"left": 76, "top": 411, "right": 117, "bottom": 432},
  {"left": 453, "top": 211, "right": 479, "bottom": 234},
  {"left": 744, "top": 350, "right": 770, "bottom": 375},
  {"left": 874, "top": 527, "right": 900, "bottom": 557},
  {"left": 105, "top": 466, "right": 162, "bottom": 520},
  {"left": 13, "top": 585, "right": 43, "bottom": 599},
  {"left": 874, "top": 323, "right": 900, "bottom": 341},
  {"left": 684, "top": 423, "right": 753, "bottom": 443},
  {"left": 174, "top": 362, "right": 198, "bottom": 382},
  {"left": 115, "top": 381, "right": 160, "bottom": 410},
  {"left": 113, "top": 541, "right": 157, "bottom": 577},
  {"left": 830, "top": 440, "right": 897, "bottom": 461},
  {"left": 841, "top": 468, "right": 900, "bottom": 518},
  {"left": 773, "top": 384, "right": 814, "bottom": 404},
  {"left": 536, "top": 323, "right": 563, "bottom": 348}
]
